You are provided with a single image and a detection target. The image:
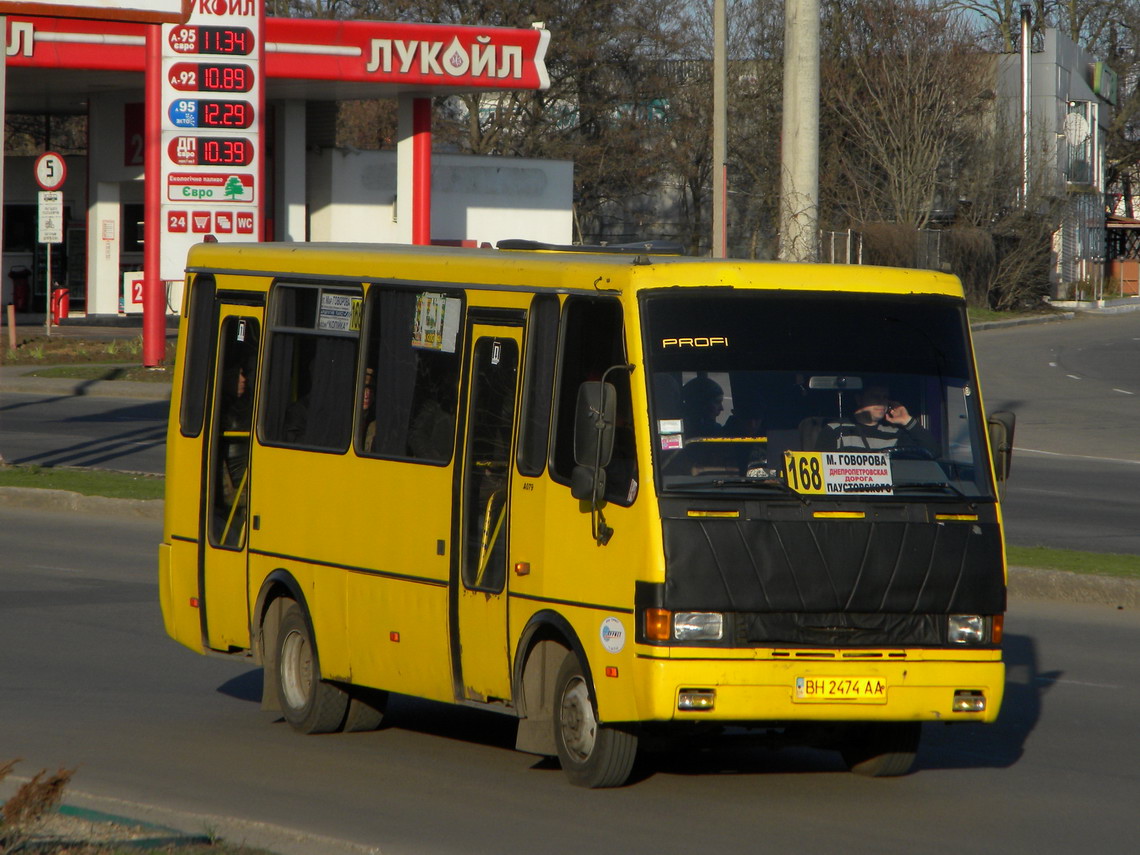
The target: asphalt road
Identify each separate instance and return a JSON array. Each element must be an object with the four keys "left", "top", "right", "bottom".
[
  {"left": 972, "top": 311, "right": 1140, "bottom": 554},
  {"left": 0, "top": 391, "right": 168, "bottom": 474},
  {"left": 1, "top": 506, "right": 1138, "bottom": 855}
]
